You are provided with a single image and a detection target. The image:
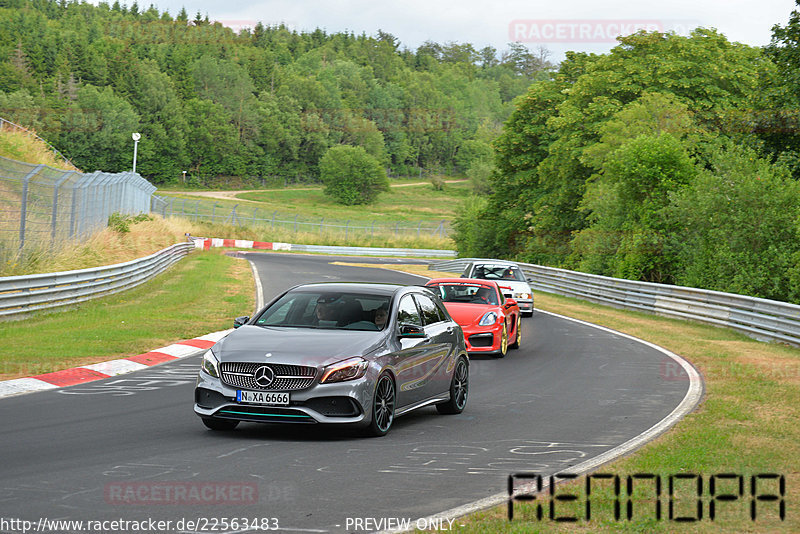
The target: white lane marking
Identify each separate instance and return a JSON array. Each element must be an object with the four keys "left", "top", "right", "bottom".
[
  {"left": 0, "top": 378, "right": 58, "bottom": 397},
  {"left": 193, "top": 329, "right": 233, "bottom": 343},
  {"left": 249, "top": 258, "right": 265, "bottom": 312},
  {"left": 82, "top": 359, "right": 148, "bottom": 376},
  {"left": 149, "top": 343, "right": 202, "bottom": 358},
  {"left": 393, "top": 308, "right": 704, "bottom": 533}
]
